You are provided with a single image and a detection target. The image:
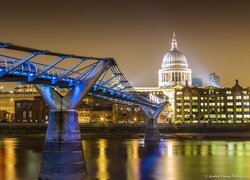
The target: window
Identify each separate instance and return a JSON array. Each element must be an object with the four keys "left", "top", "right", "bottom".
[
  {"left": 192, "top": 96, "right": 198, "bottom": 100},
  {"left": 244, "top": 96, "right": 249, "bottom": 100},
  {"left": 236, "top": 108, "right": 242, "bottom": 112},
  {"left": 23, "top": 111, "right": 26, "bottom": 118},
  {"left": 236, "top": 96, "right": 242, "bottom": 100},
  {"left": 176, "top": 97, "right": 182, "bottom": 101},
  {"left": 192, "top": 109, "right": 198, "bottom": 112},
  {"left": 244, "top": 108, "right": 249, "bottom": 112},
  {"left": 29, "top": 111, "right": 32, "bottom": 118},
  {"left": 227, "top": 96, "right": 233, "bottom": 100},
  {"left": 177, "top": 109, "right": 182, "bottom": 112},
  {"left": 209, "top": 103, "right": 215, "bottom": 106},
  {"left": 236, "top": 102, "right": 242, "bottom": 106}
]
